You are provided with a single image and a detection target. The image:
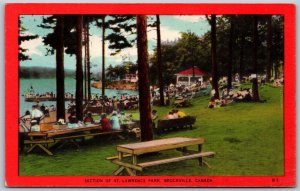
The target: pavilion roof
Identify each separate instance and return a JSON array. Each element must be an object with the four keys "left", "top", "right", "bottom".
[{"left": 175, "top": 67, "right": 205, "bottom": 76}]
